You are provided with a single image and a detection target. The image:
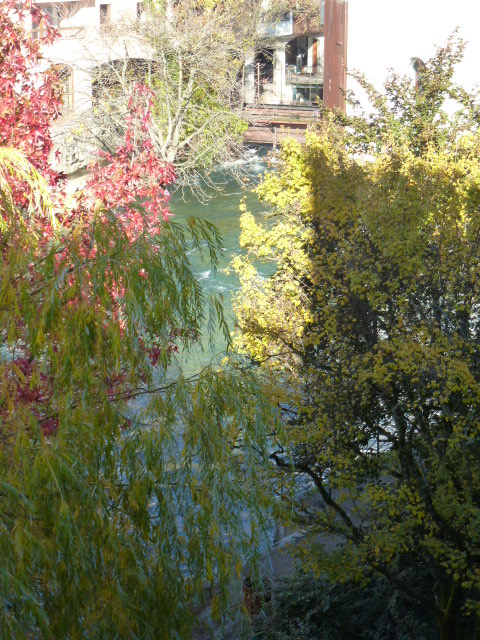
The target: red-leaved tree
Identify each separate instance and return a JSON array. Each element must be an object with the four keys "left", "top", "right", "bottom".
[{"left": 1, "top": 0, "right": 177, "bottom": 432}]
